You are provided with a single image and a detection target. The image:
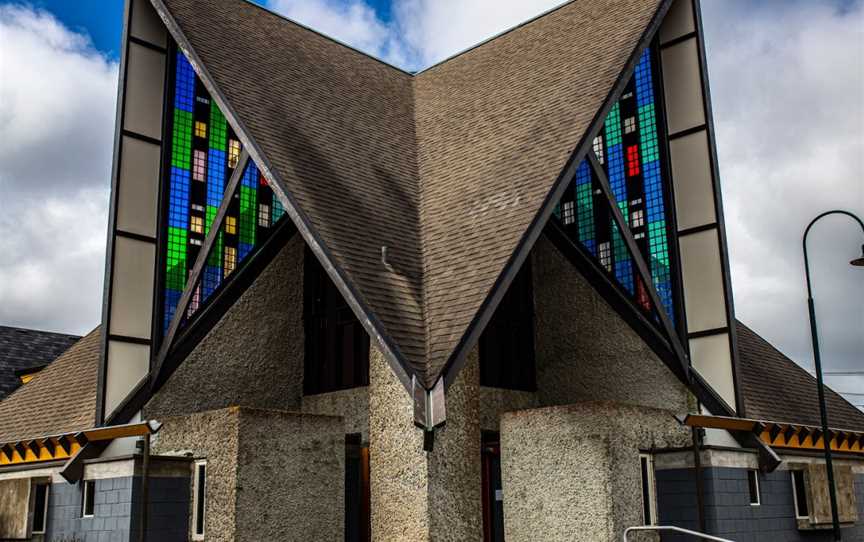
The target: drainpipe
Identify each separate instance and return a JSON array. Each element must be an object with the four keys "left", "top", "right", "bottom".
[
  {"left": 138, "top": 433, "right": 151, "bottom": 542},
  {"left": 692, "top": 426, "right": 706, "bottom": 533}
]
